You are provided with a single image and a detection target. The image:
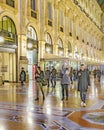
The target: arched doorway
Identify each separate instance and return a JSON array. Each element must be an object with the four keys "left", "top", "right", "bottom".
[
  {"left": 26, "top": 26, "right": 38, "bottom": 80},
  {"left": 0, "top": 16, "right": 17, "bottom": 82}
]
